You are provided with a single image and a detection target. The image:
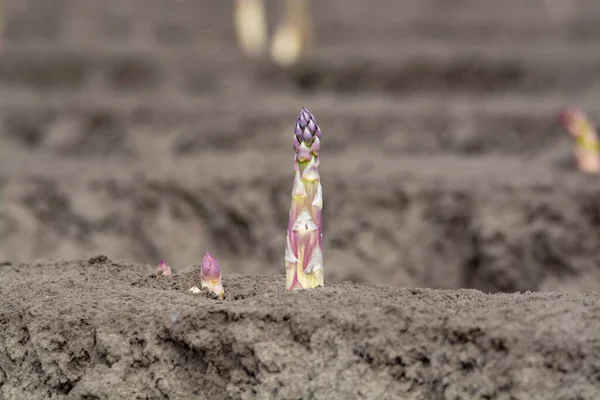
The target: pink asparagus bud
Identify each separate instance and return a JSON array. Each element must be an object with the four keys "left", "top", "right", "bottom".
[
  {"left": 200, "top": 252, "right": 225, "bottom": 299},
  {"left": 286, "top": 107, "right": 324, "bottom": 290},
  {"left": 156, "top": 260, "right": 172, "bottom": 277},
  {"left": 559, "top": 107, "right": 600, "bottom": 173}
]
